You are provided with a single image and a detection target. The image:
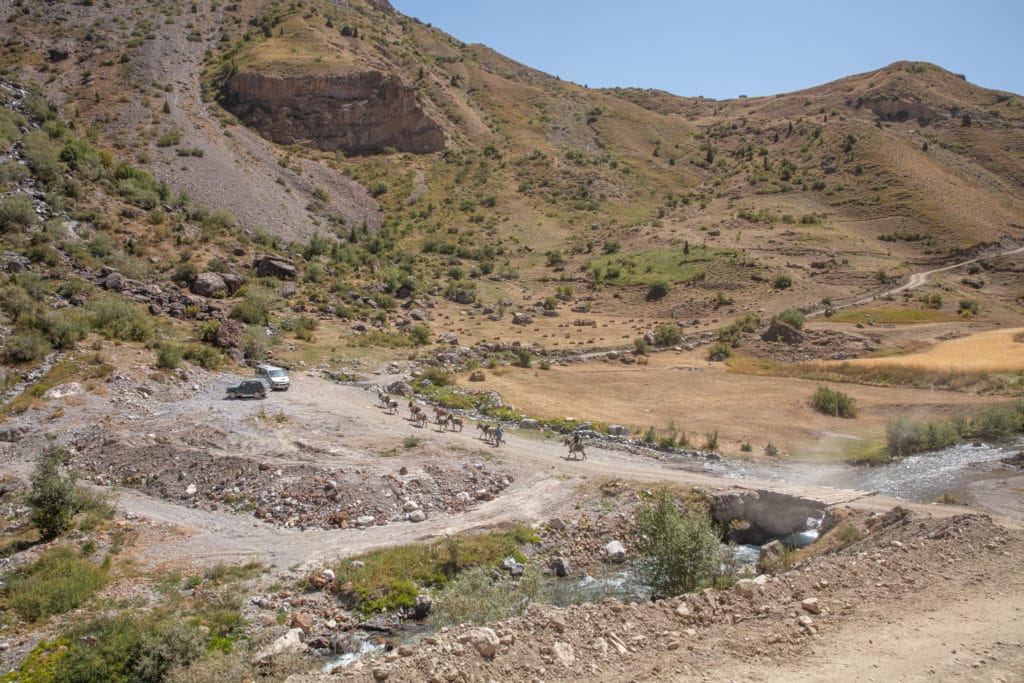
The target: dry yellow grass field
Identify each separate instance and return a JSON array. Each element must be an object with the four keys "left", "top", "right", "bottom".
[
  {"left": 834, "top": 327, "right": 1024, "bottom": 373},
  {"left": 463, "top": 349, "right": 994, "bottom": 459}
]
